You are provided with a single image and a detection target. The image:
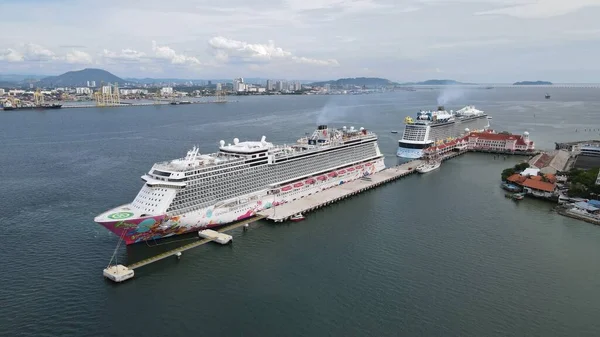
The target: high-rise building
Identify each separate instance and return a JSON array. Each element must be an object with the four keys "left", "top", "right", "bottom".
[
  {"left": 266, "top": 80, "right": 274, "bottom": 91},
  {"left": 233, "top": 78, "right": 245, "bottom": 92}
]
